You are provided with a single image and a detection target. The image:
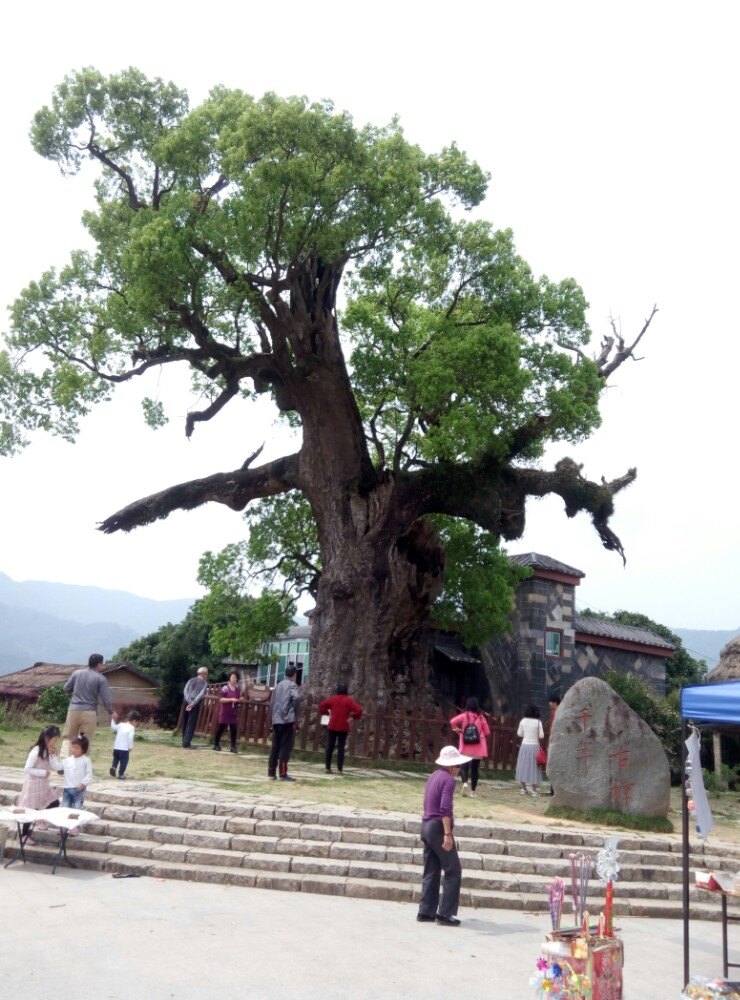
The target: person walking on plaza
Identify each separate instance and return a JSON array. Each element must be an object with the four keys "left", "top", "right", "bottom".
[
  {"left": 213, "top": 671, "right": 242, "bottom": 753},
  {"left": 182, "top": 667, "right": 209, "bottom": 748},
  {"left": 61, "top": 653, "right": 114, "bottom": 757},
  {"left": 450, "top": 696, "right": 490, "bottom": 796},
  {"left": 268, "top": 664, "right": 301, "bottom": 781},
  {"left": 318, "top": 683, "right": 363, "bottom": 774},
  {"left": 416, "top": 744, "right": 471, "bottom": 927},
  {"left": 515, "top": 704, "right": 545, "bottom": 797}
]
